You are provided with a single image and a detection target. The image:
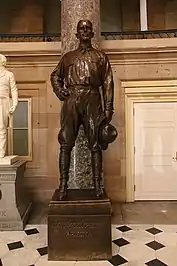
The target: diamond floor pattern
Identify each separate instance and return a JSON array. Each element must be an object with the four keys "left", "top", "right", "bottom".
[
  {"left": 146, "top": 258, "right": 168, "bottom": 266},
  {"left": 146, "top": 240, "right": 165, "bottom": 251},
  {"left": 0, "top": 224, "right": 176, "bottom": 265}
]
